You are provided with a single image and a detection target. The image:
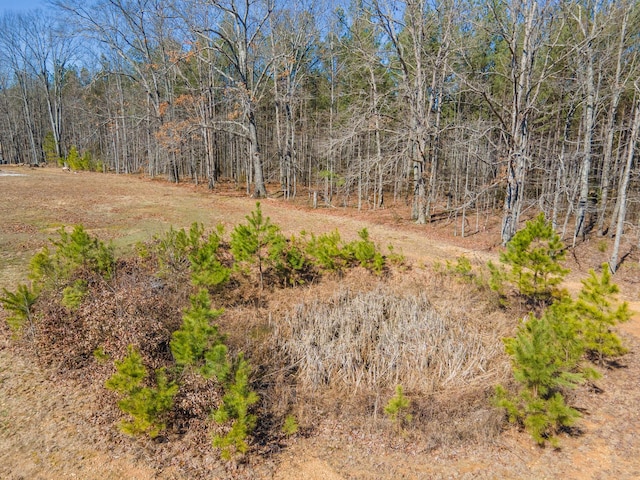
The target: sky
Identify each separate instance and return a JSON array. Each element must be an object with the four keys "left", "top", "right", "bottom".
[{"left": 0, "top": 0, "right": 47, "bottom": 14}]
